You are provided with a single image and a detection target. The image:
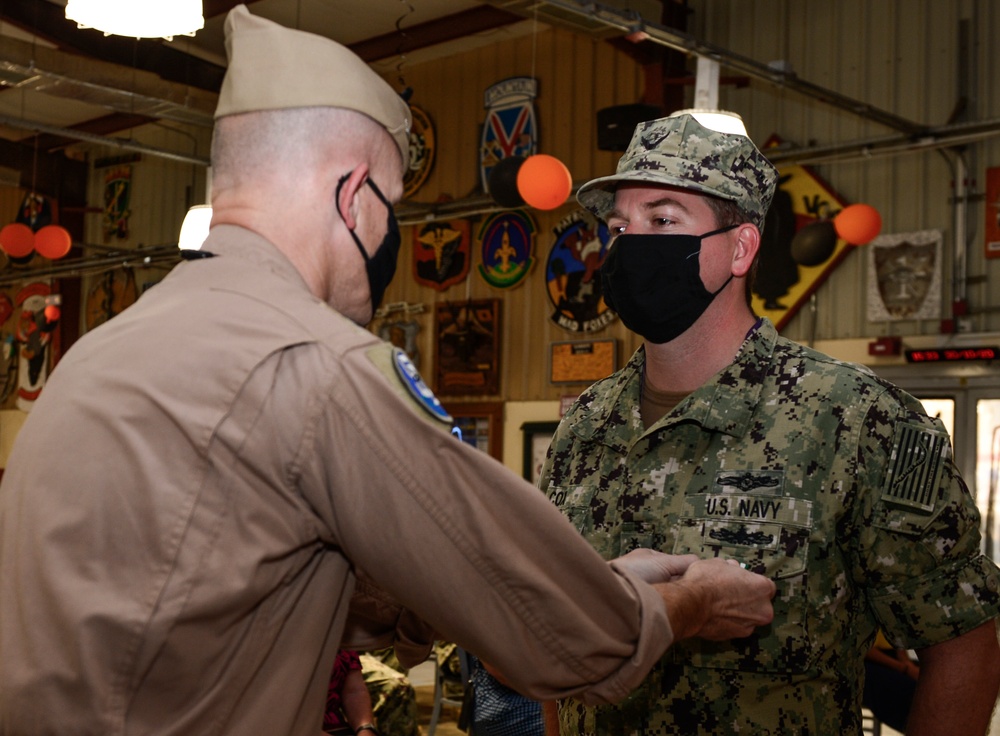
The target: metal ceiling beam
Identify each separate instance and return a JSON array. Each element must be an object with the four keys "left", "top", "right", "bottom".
[
  {"left": 0, "top": 113, "right": 210, "bottom": 166},
  {"left": 540, "top": 0, "right": 930, "bottom": 137},
  {"left": 349, "top": 6, "right": 525, "bottom": 62}
]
